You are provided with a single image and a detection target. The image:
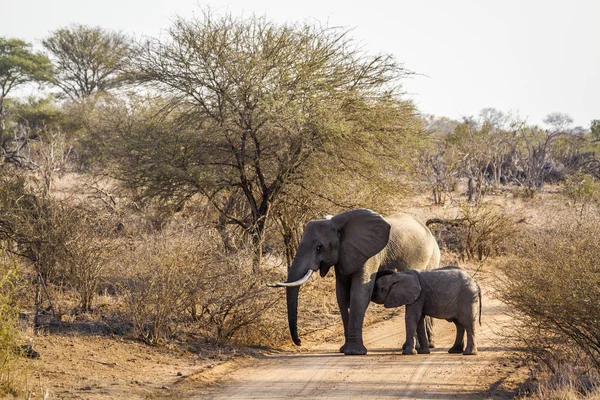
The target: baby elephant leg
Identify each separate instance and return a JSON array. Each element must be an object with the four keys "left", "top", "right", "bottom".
[
  {"left": 448, "top": 321, "right": 465, "bottom": 354},
  {"left": 416, "top": 315, "right": 430, "bottom": 354},
  {"left": 462, "top": 301, "right": 479, "bottom": 355},
  {"left": 463, "top": 324, "right": 478, "bottom": 355},
  {"left": 402, "top": 308, "right": 419, "bottom": 355},
  {"left": 425, "top": 316, "right": 436, "bottom": 348}
]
